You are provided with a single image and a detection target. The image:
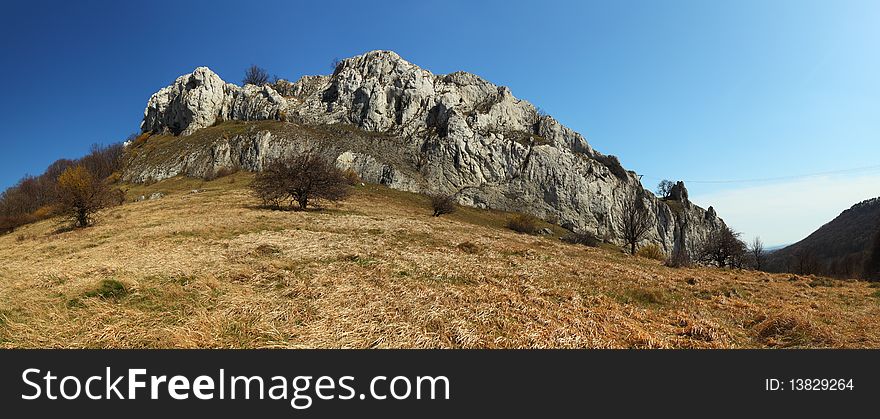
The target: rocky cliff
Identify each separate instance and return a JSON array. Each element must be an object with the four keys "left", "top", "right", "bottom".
[{"left": 128, "top": 50, "right": 725, "bottom": 254}]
